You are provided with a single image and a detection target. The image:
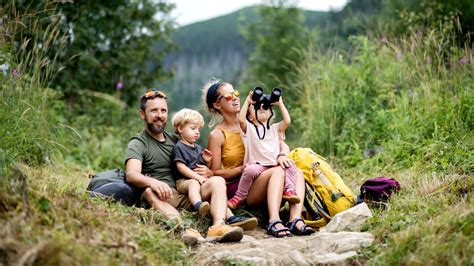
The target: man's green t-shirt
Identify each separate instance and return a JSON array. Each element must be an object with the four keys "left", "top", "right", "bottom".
[{"left": 125, "top": 129, "right": 179, "bottom": 188}]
